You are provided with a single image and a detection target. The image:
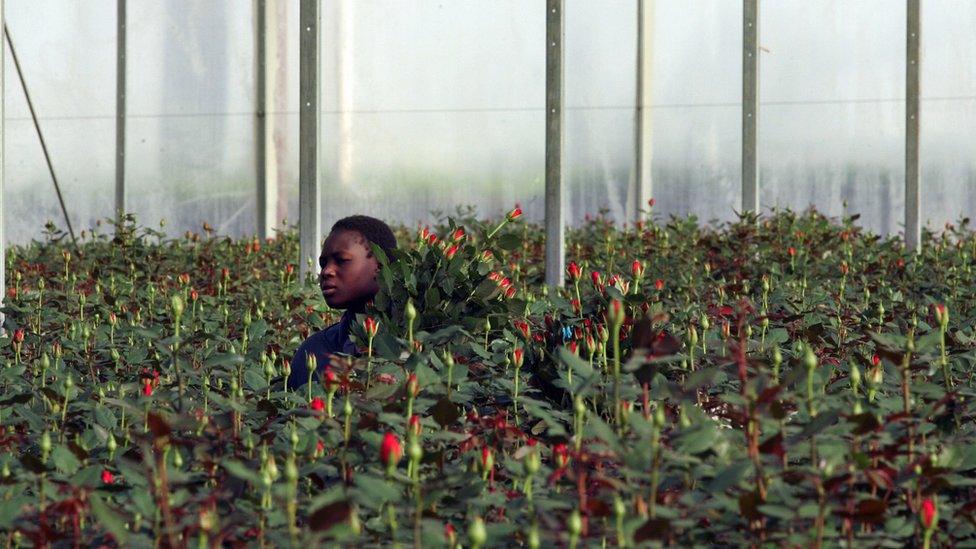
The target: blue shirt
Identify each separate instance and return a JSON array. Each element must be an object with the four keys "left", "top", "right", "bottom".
[{"left": 286, "top": 310, "right": 359, "bottom": 390}]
